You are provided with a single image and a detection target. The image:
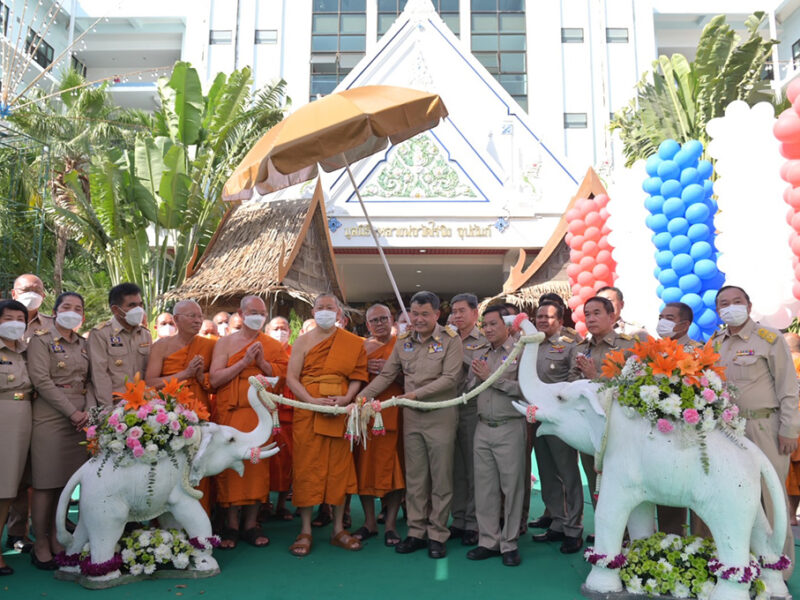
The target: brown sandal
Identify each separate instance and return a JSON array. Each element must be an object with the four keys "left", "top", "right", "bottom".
[
  {"left": 289, "top": 533, "right": 313, "bottom": 557},
  {"left": 330, "top": 530, "right": 362, "bottom": 551}
]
